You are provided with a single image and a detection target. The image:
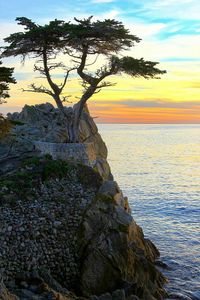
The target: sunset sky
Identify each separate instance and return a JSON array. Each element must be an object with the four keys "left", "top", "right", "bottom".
[{"left": 0, "top": 0, "right": 200, "bottom": 123}]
